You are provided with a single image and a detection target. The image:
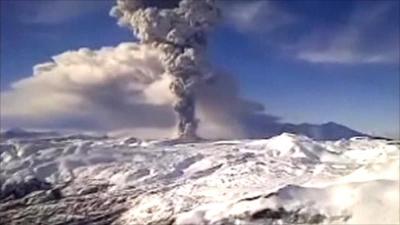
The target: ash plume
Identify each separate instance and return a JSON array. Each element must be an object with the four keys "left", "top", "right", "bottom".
[{"left": 110, "top": 0, "right": 220, "bottom": 139}]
